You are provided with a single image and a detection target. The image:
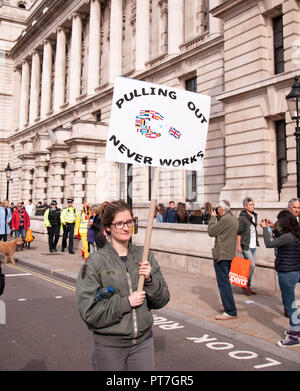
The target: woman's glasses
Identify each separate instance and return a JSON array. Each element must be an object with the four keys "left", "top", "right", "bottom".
[{"left": 111, "top": 219, "right": 134, "bottom": 230}]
